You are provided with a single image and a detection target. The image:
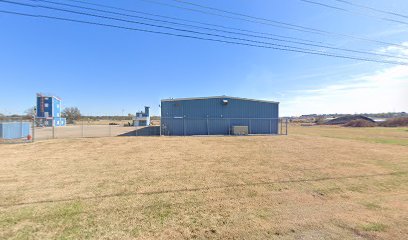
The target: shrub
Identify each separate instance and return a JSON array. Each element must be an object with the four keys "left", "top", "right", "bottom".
[
  {"left": 379, "top": 117, "right": 408, "bottom": 127},
  {"left": 314, "top": 117, "right": 326, "bottom": 125},
  {"left": 62, "top": 107, "right": 81, "bottom": 124},
  {"left": 344, "top": 119, "right": 377, "bottom": 127}
]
